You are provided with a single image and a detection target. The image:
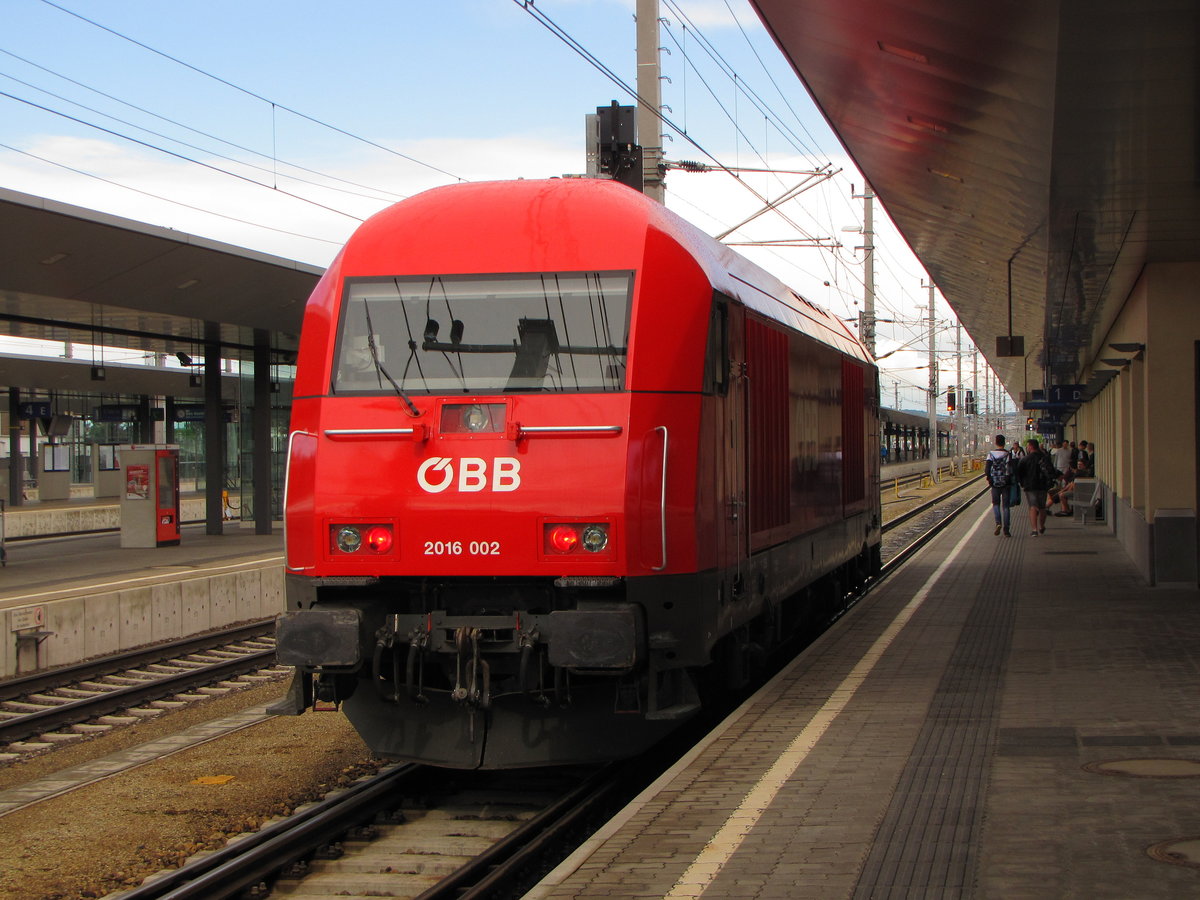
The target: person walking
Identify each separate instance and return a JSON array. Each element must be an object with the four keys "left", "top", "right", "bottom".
[
  {"left": 1017, "top": 437, "right": 1058, "bottom": 536},
  {"left": 985, "top": 434, "right": 1014, "bottom": 536}
]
